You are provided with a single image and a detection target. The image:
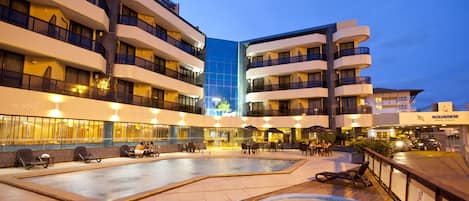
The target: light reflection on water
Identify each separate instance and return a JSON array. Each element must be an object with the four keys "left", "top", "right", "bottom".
[{"left": 24, "top": 158, "right": 296, "bottom": 200}]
